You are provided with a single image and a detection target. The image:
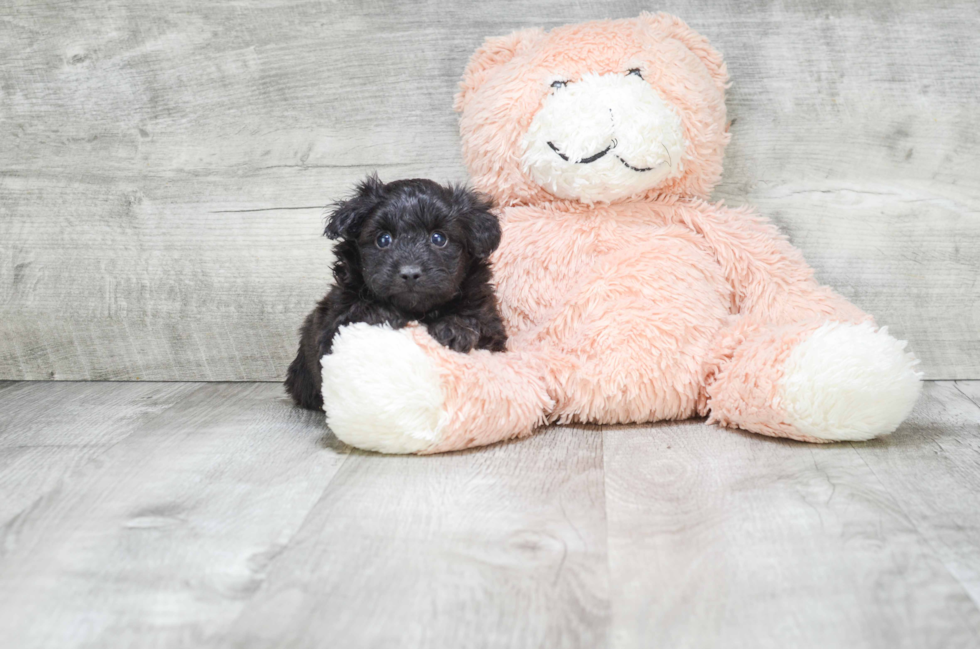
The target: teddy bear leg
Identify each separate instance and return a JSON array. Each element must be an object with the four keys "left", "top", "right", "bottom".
[
  {"left": 704, "top": 320, "right": 922, "bottom": 442},
  {"left": 320, "top": 323, "right": 555, "bottom": 454}
]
